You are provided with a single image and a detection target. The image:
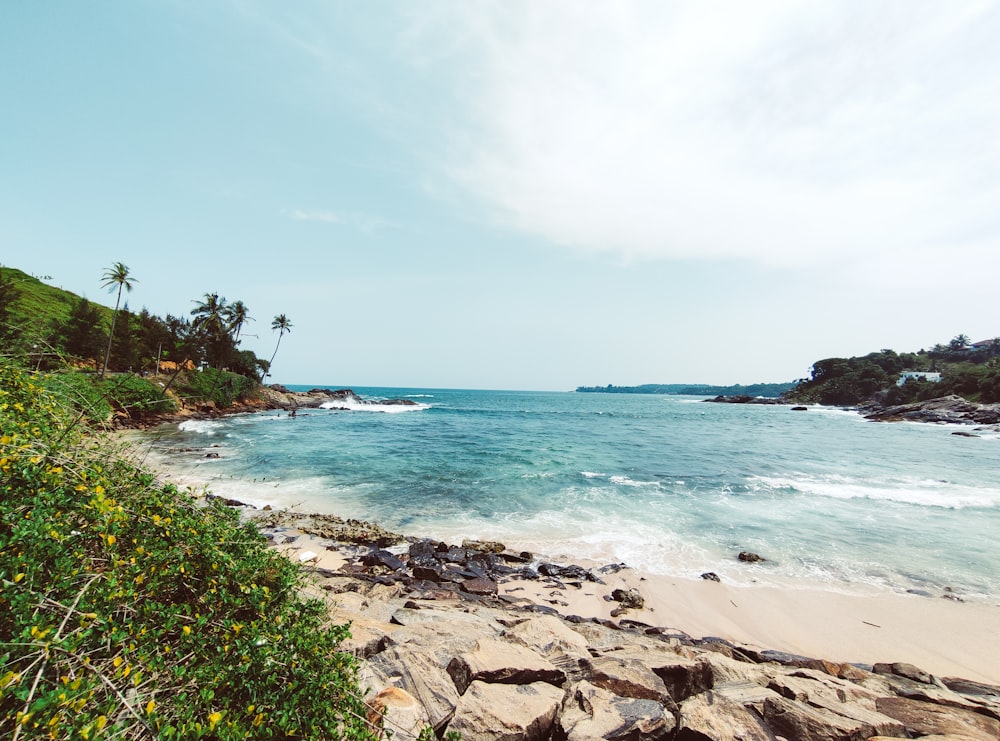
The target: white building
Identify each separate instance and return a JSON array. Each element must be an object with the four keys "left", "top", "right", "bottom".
[{"left": 897, "top": 371, "right": 941, "bottom": 387}]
